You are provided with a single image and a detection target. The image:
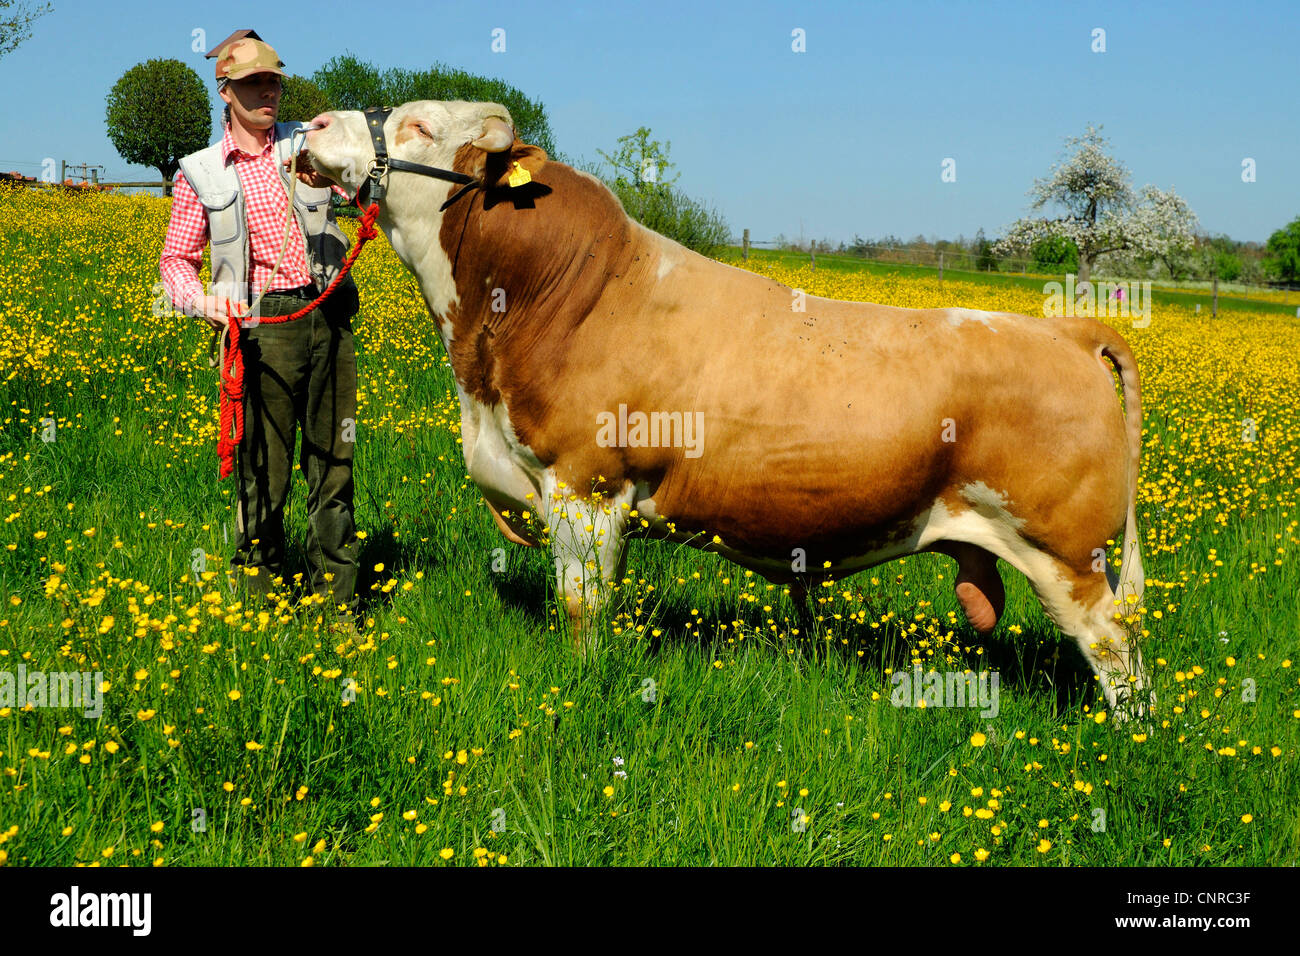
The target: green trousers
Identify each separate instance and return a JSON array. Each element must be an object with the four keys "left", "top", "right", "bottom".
[{"left": 228, "top": 285, "right": 361, "bottom": 618}]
